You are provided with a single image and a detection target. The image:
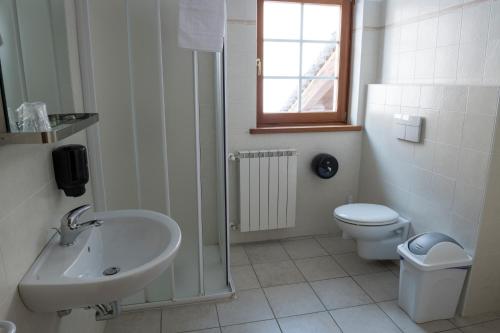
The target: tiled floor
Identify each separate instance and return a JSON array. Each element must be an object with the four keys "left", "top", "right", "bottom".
[{"left": 105, "top": 235, "right": 500, "bottom": 333}]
